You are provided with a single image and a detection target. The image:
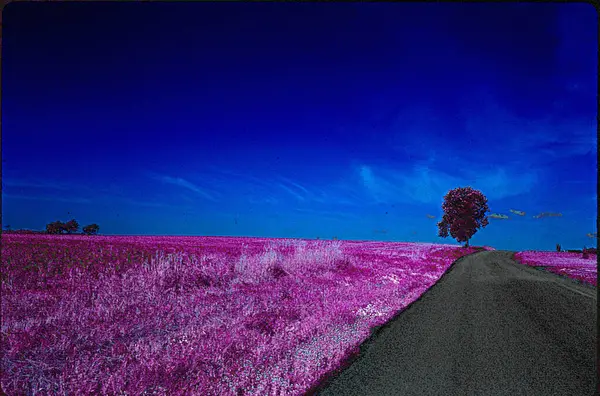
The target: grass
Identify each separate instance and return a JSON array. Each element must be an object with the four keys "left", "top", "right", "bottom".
[
  {"left": 2, "top": 235, "right": 586, "bottom": 395},
  {"left": 513, "top": 251, "right": 597, "bottom": 287}
]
